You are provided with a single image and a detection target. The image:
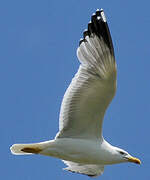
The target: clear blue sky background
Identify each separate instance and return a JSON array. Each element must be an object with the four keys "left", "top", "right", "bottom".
[{"left": 1, "top": 0, "right": 149, "bottom": 179}]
